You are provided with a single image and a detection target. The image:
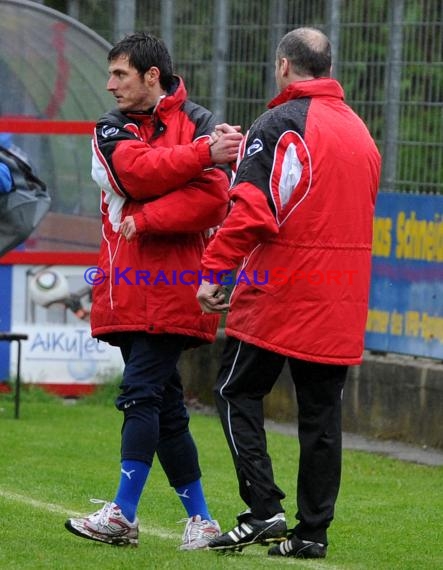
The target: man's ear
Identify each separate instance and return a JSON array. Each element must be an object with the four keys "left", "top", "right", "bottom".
[
  {"left": 145, "top": 66, "right": 160, "bottom": 85},
  {"left": 281, "top": 57, "right": 290, "bottom": 77}
]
